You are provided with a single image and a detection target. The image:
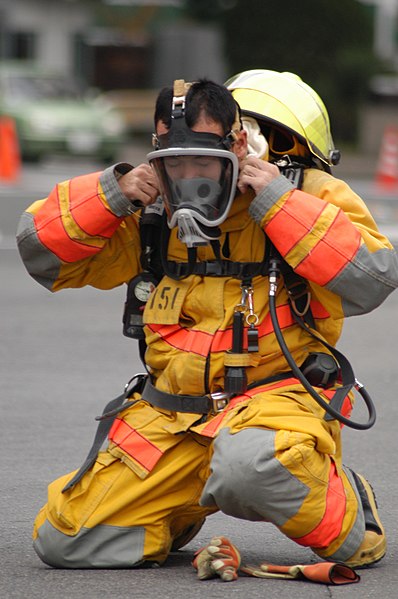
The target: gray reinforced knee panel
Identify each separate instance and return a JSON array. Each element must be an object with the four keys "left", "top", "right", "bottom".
[
  {"left": 34, "top": 519, "right": 146, "bottom": 568},
  {"left": 200, "top": 427, "right": 309, "bottom": 525}
]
